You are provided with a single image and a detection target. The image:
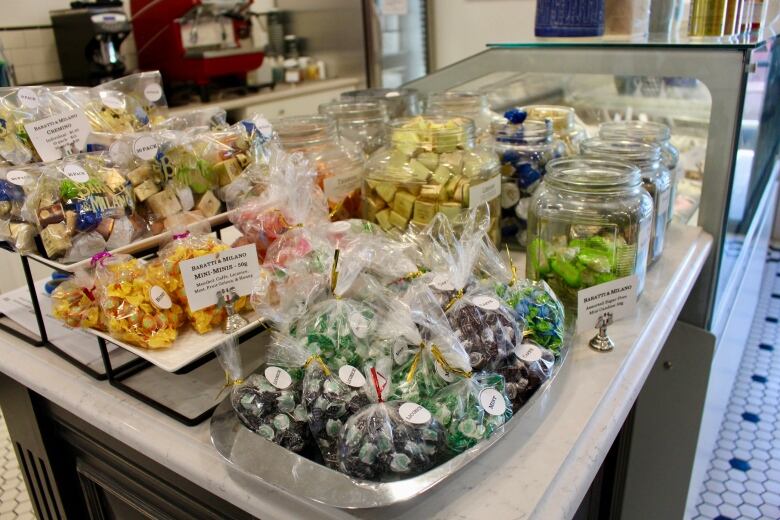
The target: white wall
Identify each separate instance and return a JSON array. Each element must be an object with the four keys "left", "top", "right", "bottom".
[{"left": 430, "top": 0, "right": 536, "bottom": 69}]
